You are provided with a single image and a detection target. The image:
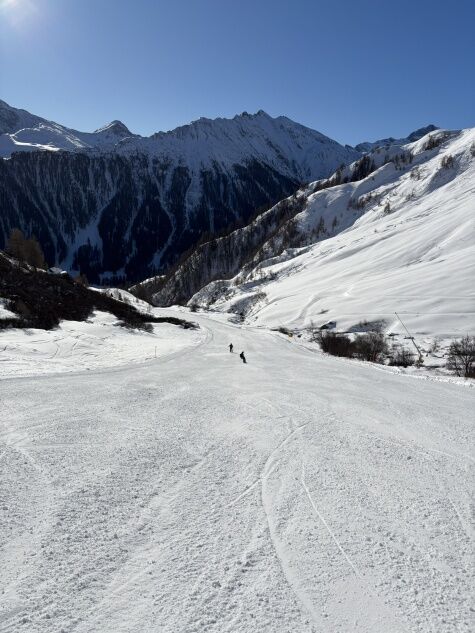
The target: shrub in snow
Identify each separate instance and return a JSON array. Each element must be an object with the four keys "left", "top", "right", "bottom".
[
  {"left": 428, "top": 338, "right": 441, "bottom": 354},
  {"left": 440, "top": 154, "right": 454, "bottom": 169},
  {"left": 388, "top": 346, "right": 415, "bottom": 367},
  {"left": 410, "top": 166, "right": 421, "bottom": 180},
  {"left": 349, "top": 192, "right": 376, "bottom": 210},
  {"left": 352, "top": 332, "right": 388, "bottom": 363},
  {"left": 316, "top": 331, "right": 353, "bottom": 358},
  {"left": 447, "top": 336, "right": 475, "bottom": 378}
]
